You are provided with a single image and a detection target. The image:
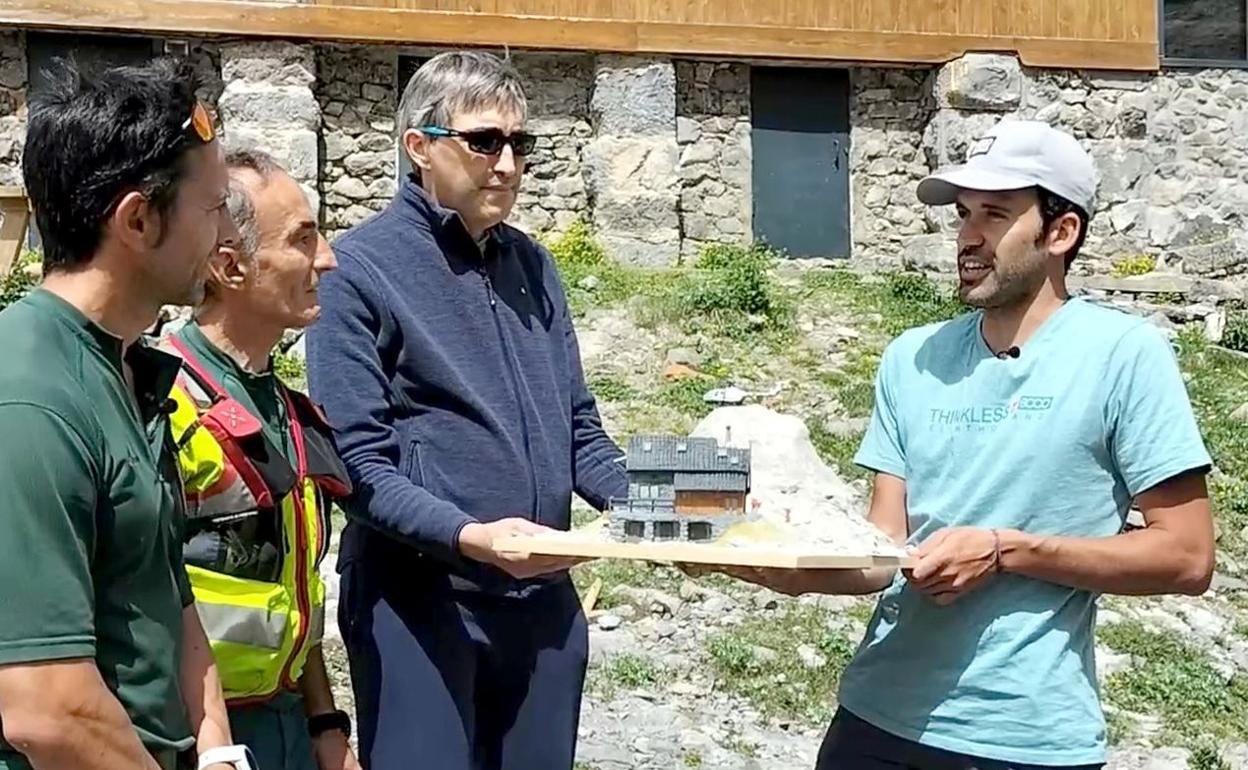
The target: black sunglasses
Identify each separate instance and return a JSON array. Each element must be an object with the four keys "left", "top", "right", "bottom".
[{"left": 419, "top": 126, "right": 537, "bottom": 157}]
